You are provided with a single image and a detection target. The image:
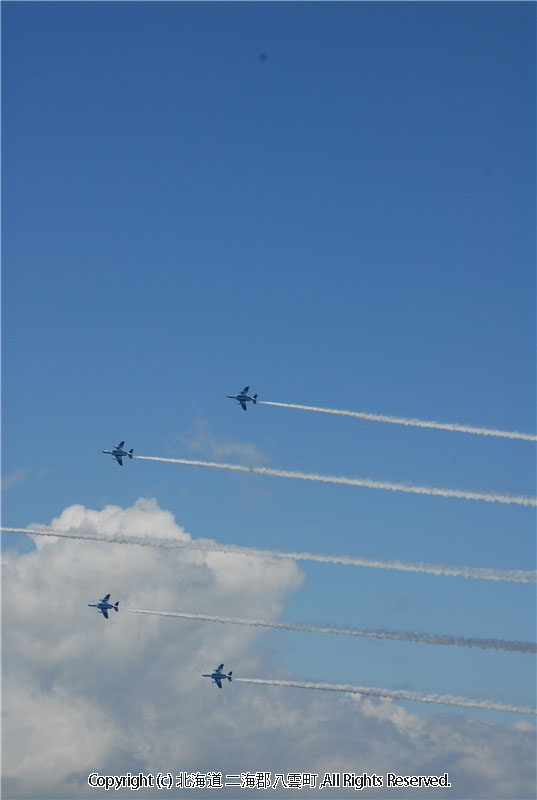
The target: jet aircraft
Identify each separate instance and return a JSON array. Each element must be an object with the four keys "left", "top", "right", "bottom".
[
  {"left": 227, "top": 386, "right": 258, "bottom": 411},
  {"left": 202, "top": 664, "right": 233, "bottom": 688},
  {"left": 102, "top": 441, "right": 134, "bottom": 466},
  {"left": 88, "top": 594, "right": 119, "bottom": 619}
]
